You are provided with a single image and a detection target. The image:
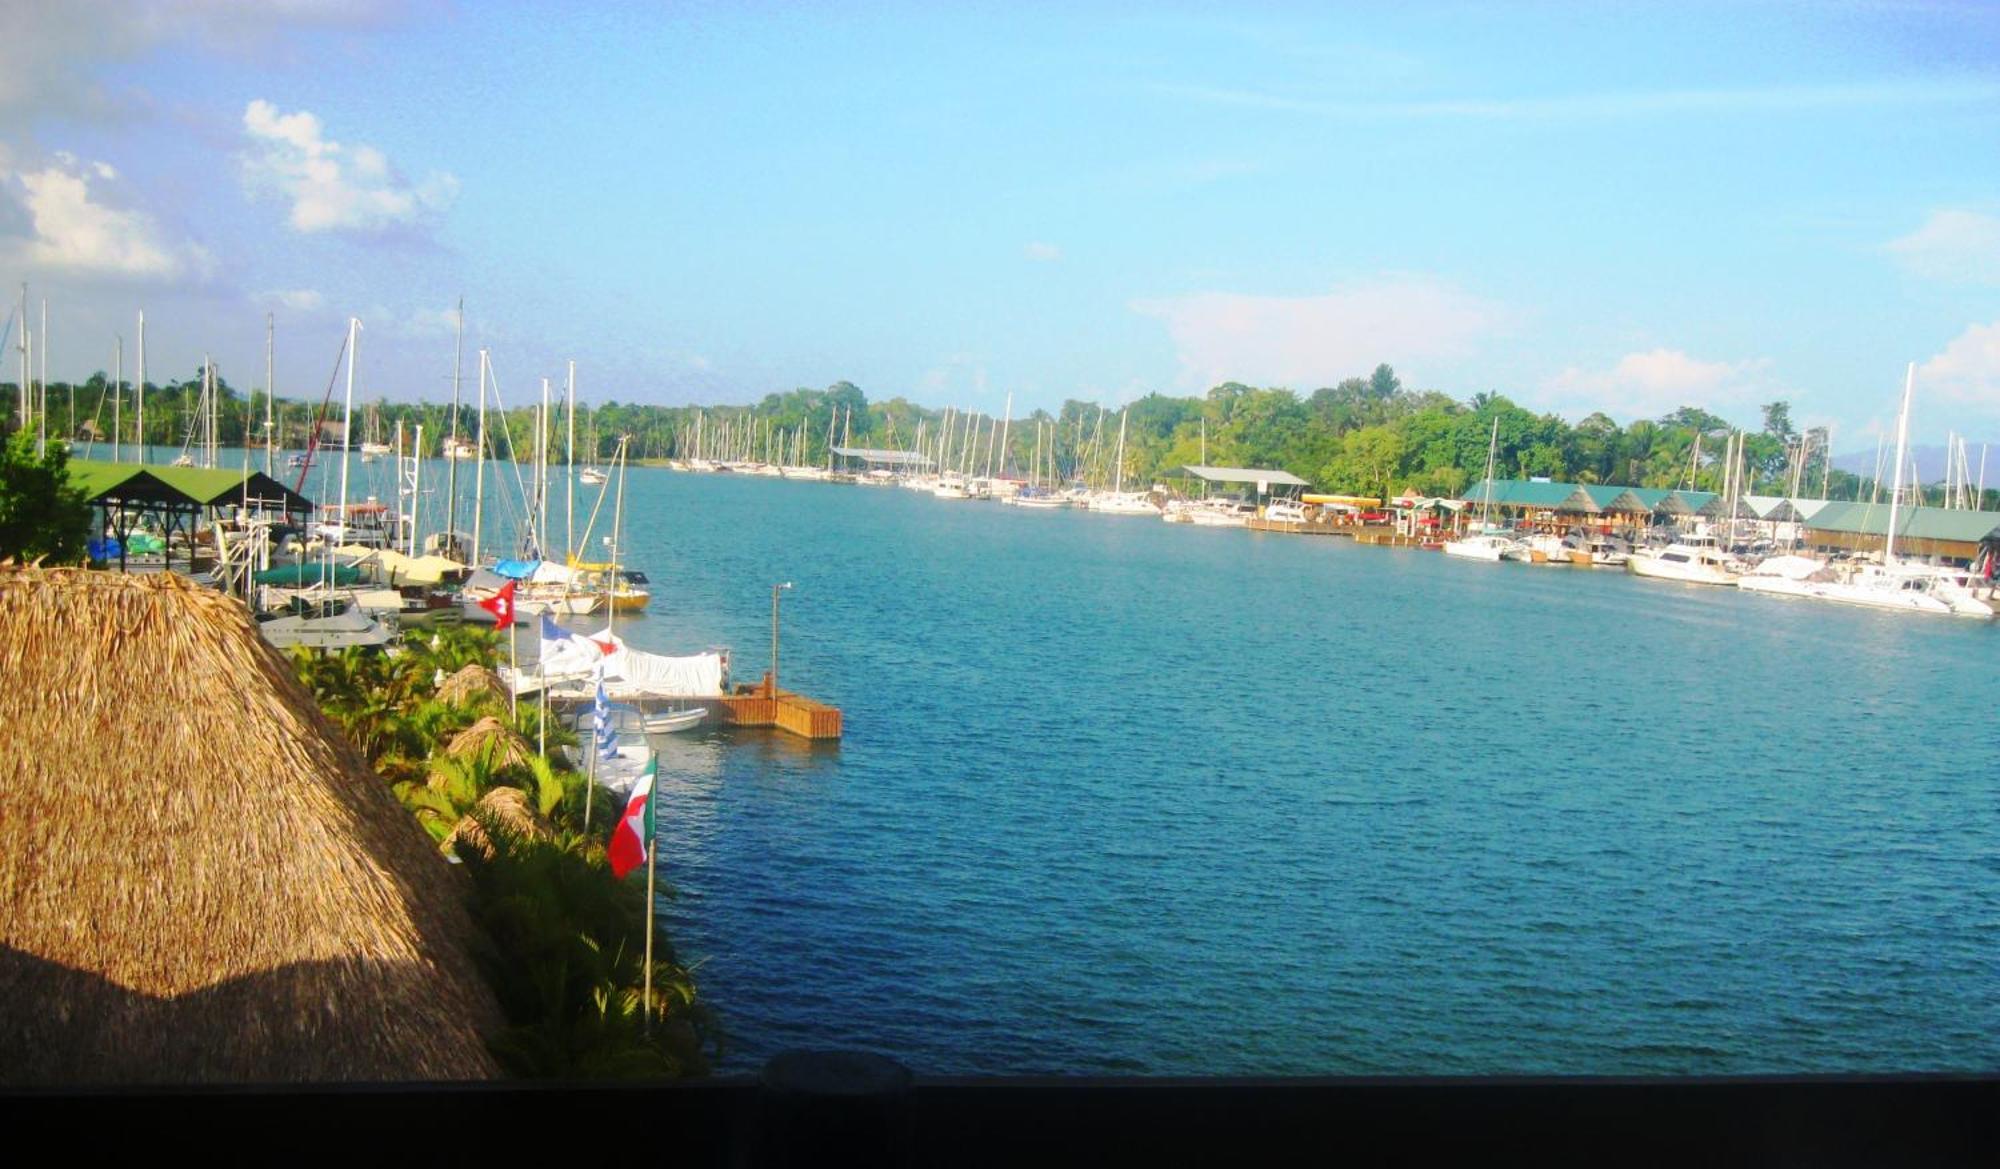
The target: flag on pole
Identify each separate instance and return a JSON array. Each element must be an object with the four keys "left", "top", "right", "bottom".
[
  {"left": 477, "top": 580, "right": 517, "bottom": 626},
  {"left": 608, "top": 756, "right": 658, "bottom": 879},
  {"left": 595, "top": 676, "right": 619, "bottom": 761},
  {"left": 540, "top": 612, "right": 567, "bottom": 643}
]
